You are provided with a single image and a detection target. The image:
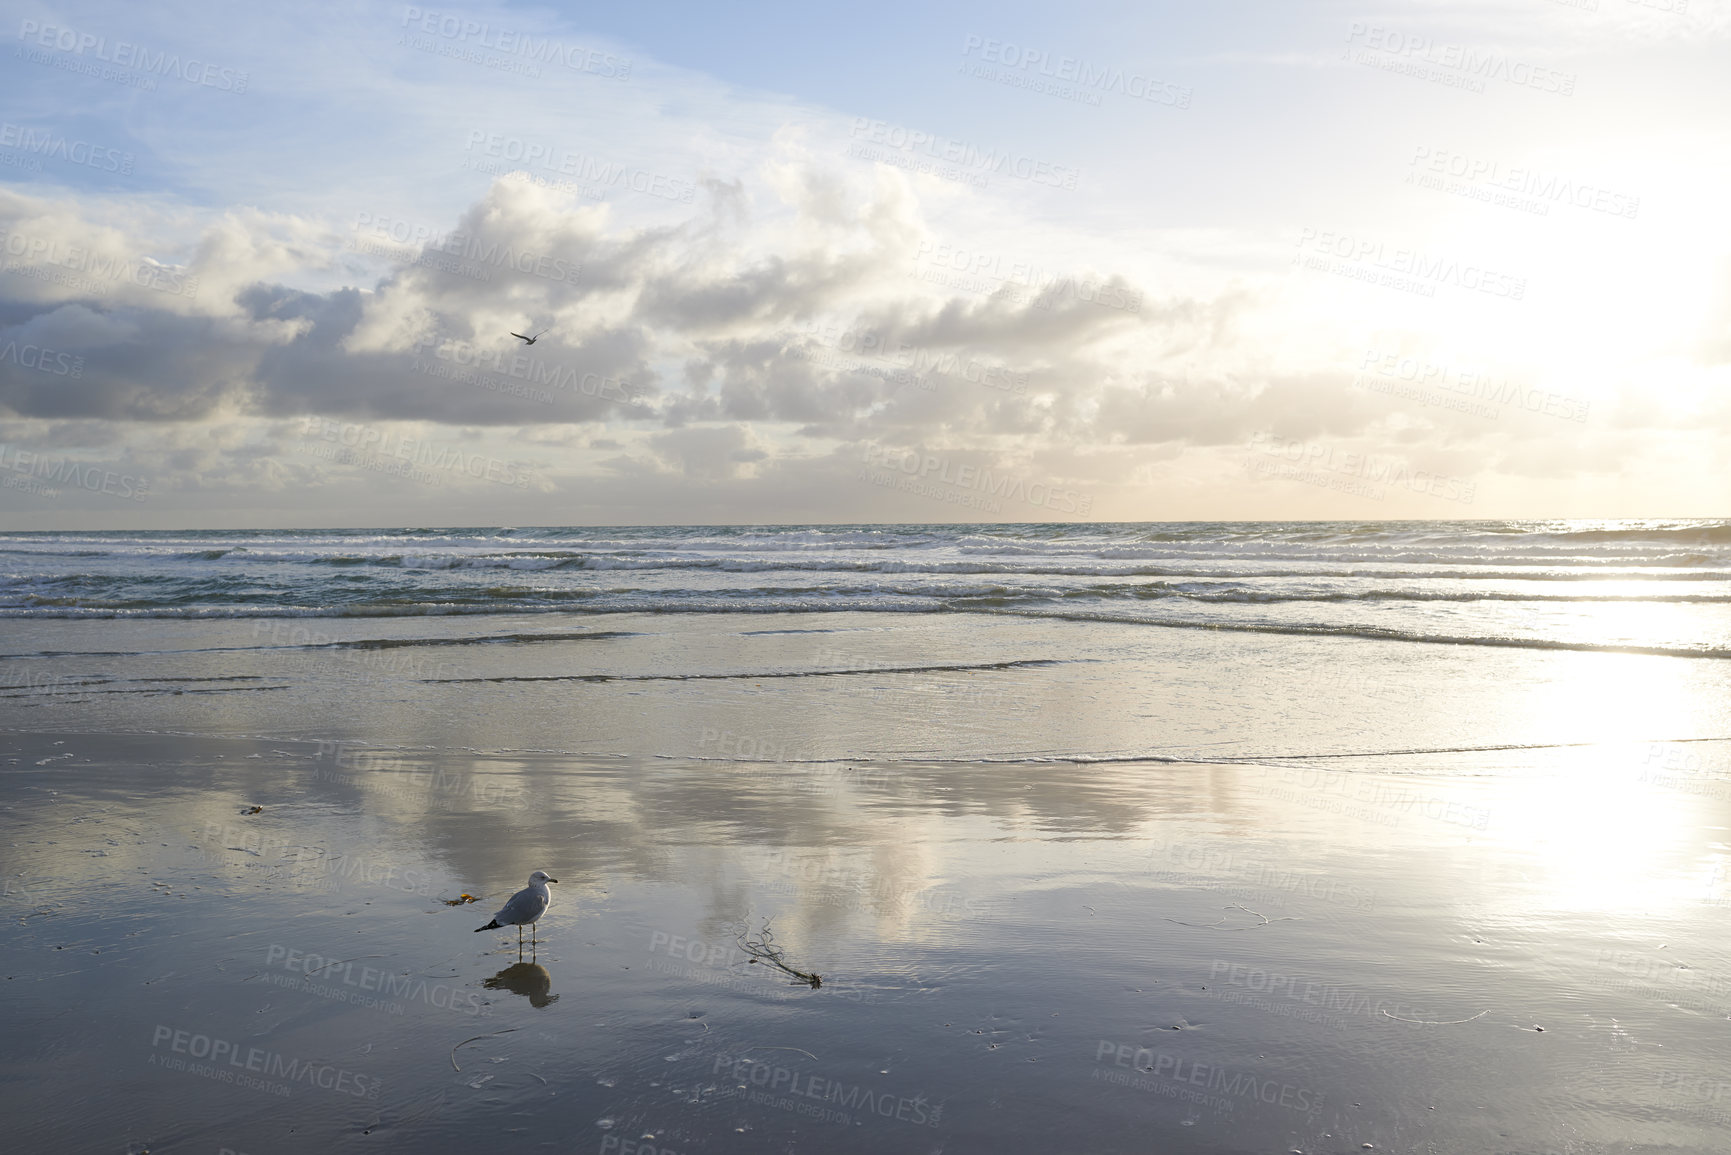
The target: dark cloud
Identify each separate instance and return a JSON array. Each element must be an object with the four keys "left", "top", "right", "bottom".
[{"left": 0, "top": 303, "right": 247, "bottom": 421}]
